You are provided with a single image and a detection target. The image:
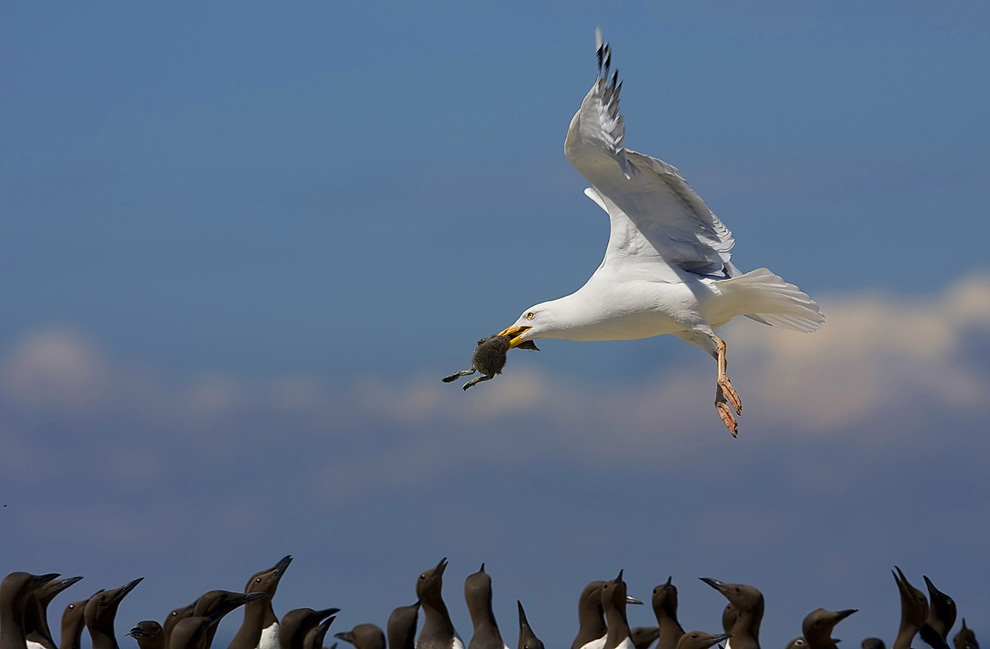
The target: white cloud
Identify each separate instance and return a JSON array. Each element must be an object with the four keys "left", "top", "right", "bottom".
[
  {"left": 1, "top": 274, "right": 987, "bottom": 496},
  {"left": 725, "top": 272, "right": 990, "bottom": 431},
  {"left": 0, "top": 327, "right": 109, "bottom": 409}
]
